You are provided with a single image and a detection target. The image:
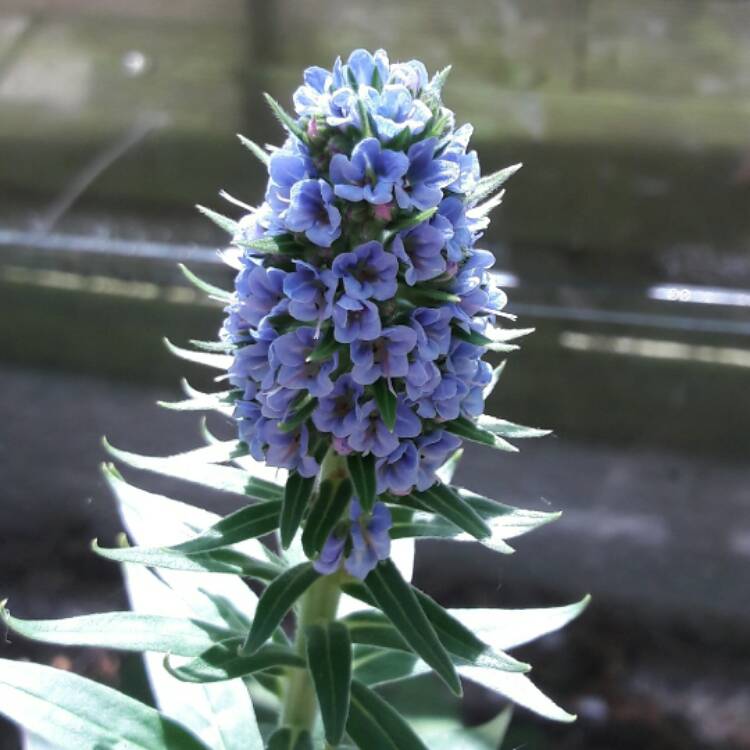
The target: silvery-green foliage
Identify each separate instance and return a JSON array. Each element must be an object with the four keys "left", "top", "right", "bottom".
[{"left": 0, "top": 49, "right": 588, "bottom": 749}]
